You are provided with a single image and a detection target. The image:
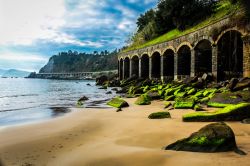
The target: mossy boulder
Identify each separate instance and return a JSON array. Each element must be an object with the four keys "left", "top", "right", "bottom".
[
  {"left": 183, "top": 103, "right": 250, "bottom": 122},
  {"left": 200, "top": 97, "right": 210, "bottom": 103},
  {"left": 209, "top": 92, "right": 244, "bottom": 106},
  {"left": 174, "top": 98, "right": 195, "bottom": 109},
  {"left": 187, "top": 88, "right": 196, "bottom": 95},
  {"left": 148, "top": 112, "right": 171, "bottom": 119},
  {"left": 165, "top": 122, "right": 238, "bottom": 153},
  {"left": 164, "top": 102, "right": 171, "bottom": 108},
  {"left": 194, "top": 104, "right": 205, "bottom": 111},
  {"left": 164, "top": 95, "right": 175, "bottom": 101},
  {"left": 233, "top": 78, "right": 250, "bottom": 91},
  {"left": 107, "top": 98, "right": 129, "bottom": 108},
  {"left": 147, "top": 90, "right": 161, "bottom": 100},
  {"left": 135, "top": 94, "right": 151, "bottom": 105},
  {"left": 207, "top": 102, "right": 233, "bottom": 108}
]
